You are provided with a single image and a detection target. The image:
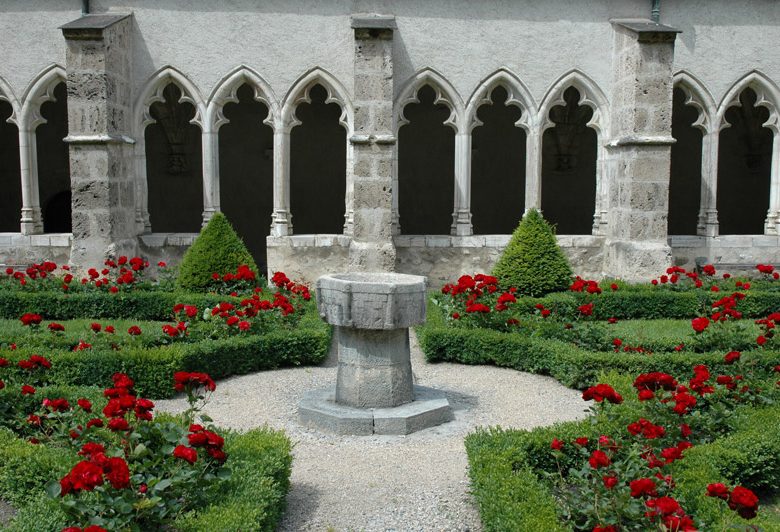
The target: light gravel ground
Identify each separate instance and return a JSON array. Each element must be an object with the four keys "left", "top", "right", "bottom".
[{"left": 156, "top": 331, "right": 588, "bottom": 531}]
